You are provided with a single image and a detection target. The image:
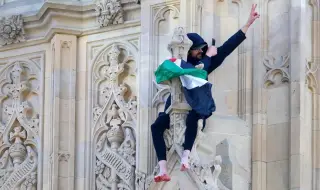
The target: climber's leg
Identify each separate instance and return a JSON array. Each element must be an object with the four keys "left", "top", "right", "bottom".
[
  {"left": 181, "top": 110, "right": 200, "bottom": 171},
  {"left": 151, "top": 112, "right": 171, "bottom": 182},
  {"left": 184, "top": 110, "right": 199, "bottom": 150},
  {"left": 151, "top": 112, "right": 170, "bottom": 161}
]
